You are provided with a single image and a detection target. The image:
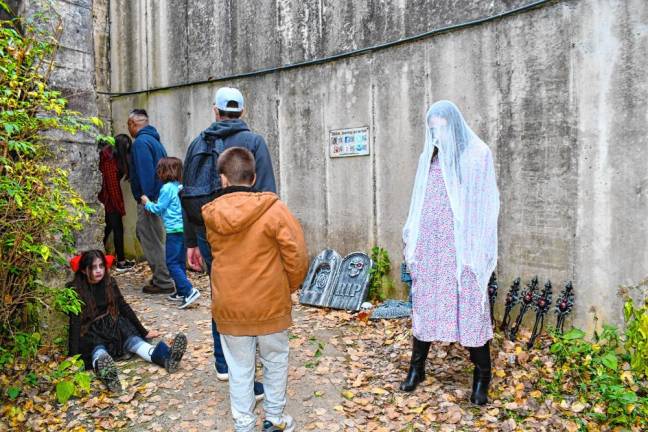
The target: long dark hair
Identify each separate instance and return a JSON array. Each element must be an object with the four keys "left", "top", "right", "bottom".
[
  {"left": 114, "top": 134, "right": 131, "bottom": 180},
  {"left": 72, "top": 250, "right": 119, "bottom": 335}
]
